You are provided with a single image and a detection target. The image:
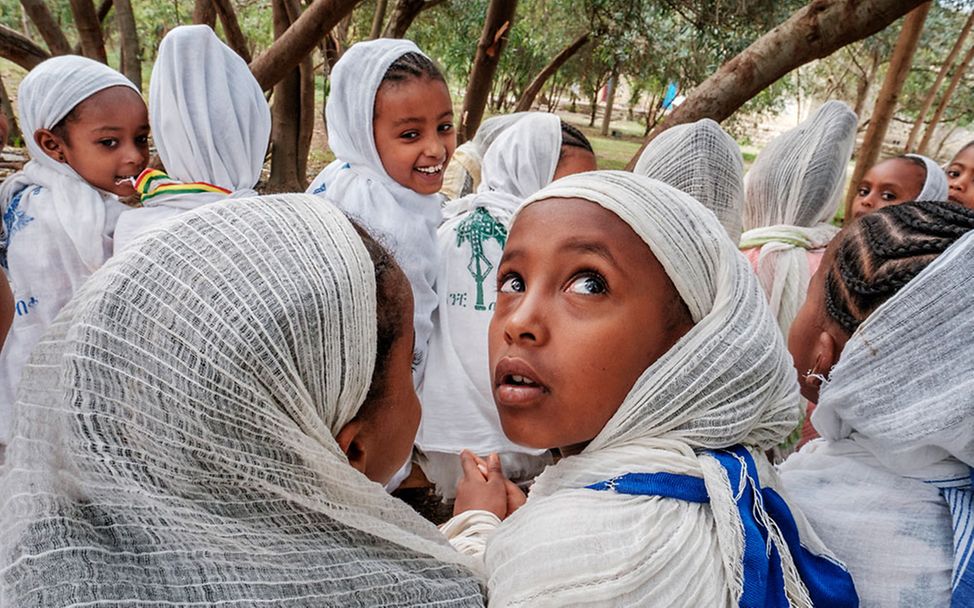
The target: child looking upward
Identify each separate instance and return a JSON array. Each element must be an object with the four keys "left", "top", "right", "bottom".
[
  {"left": 308, "top": 39, "right": 455, "bottom": 386},
  {"left": 947, "top": 142, "right": 974, "bottom": 209},
  {"left": 0, "top": 56, "right": 149, "bottom": 446},
  {"left": 849, "top": 153, "right": 947, "bottom": 220}
]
